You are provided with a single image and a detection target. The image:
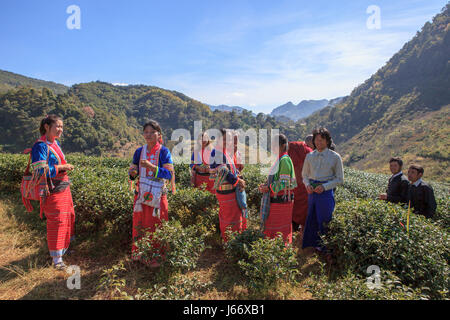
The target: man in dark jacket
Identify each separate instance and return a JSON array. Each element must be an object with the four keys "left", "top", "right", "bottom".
[
  {"left": 407, "top": 164, "right": 437, "bottom": 218},
  {"left": 379, "top": 157, "right": 409, "bottom": 204}
]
